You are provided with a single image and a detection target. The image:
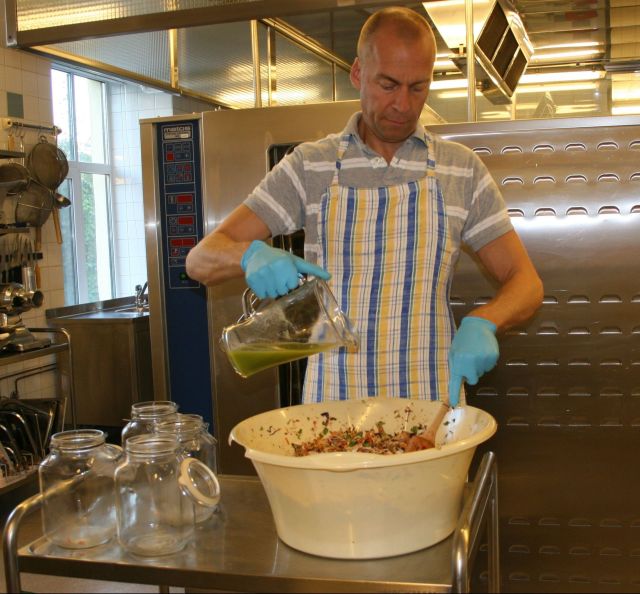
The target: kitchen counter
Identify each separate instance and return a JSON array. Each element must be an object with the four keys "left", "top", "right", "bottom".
[
  {"left": 57, "top": 310, "right": 148, "bottom": 321},
  {"left": 4, "top": 454, "right": 499, "bottom": 593},
  {"left": 46, "top": 297, "right": 149, "bottom": 323}
]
